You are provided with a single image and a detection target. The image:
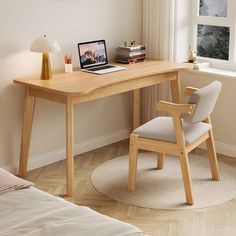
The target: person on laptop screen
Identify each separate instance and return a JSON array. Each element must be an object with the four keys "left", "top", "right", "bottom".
[{"left": 78, "top": 40, "right": 126, "bottom": 74}]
